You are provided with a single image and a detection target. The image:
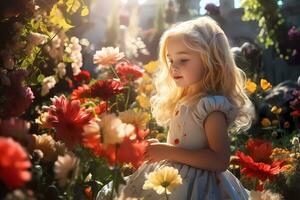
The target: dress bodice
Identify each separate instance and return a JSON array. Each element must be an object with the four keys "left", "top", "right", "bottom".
[{"left": 166, "top": 95, "right": 238, "bottom": 150}]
